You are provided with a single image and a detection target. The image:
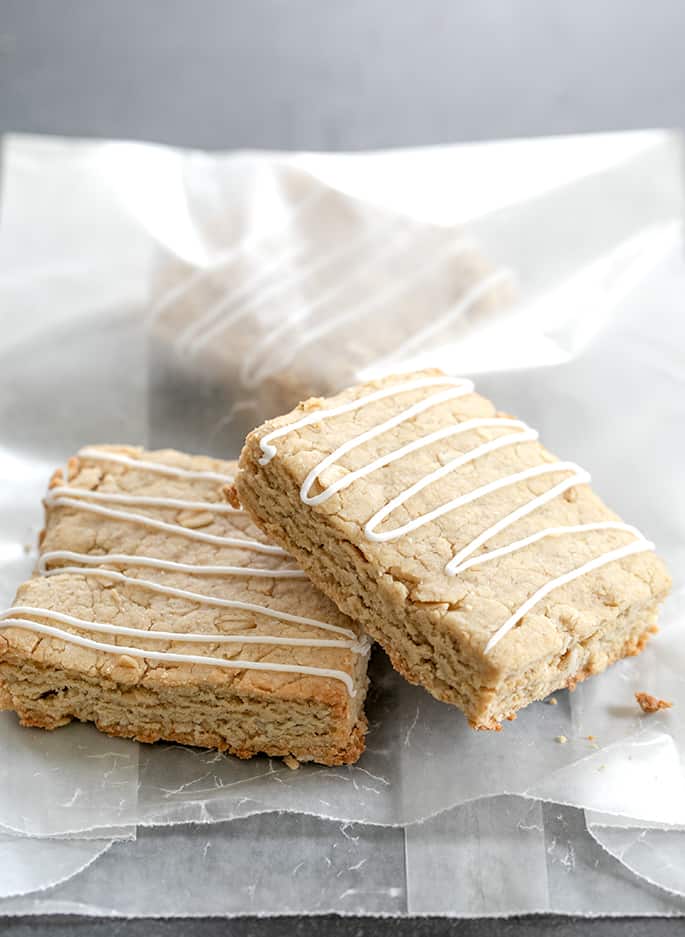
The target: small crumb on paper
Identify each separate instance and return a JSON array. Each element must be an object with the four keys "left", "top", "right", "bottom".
[
  {"left": 546, "top": 697, "right": 558, "bottom": 706},
  {"left": 586, "top": 735, "right": 596, "bottom": 741},
  {"left": 635, "top": 691, "right": 672, "bottom": 714},
  {"left": 555, "top": 735, "right": 568, "bottom": 744},
  {"left": 283, "top": 754, "right": 300, "bottom": 770}
]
